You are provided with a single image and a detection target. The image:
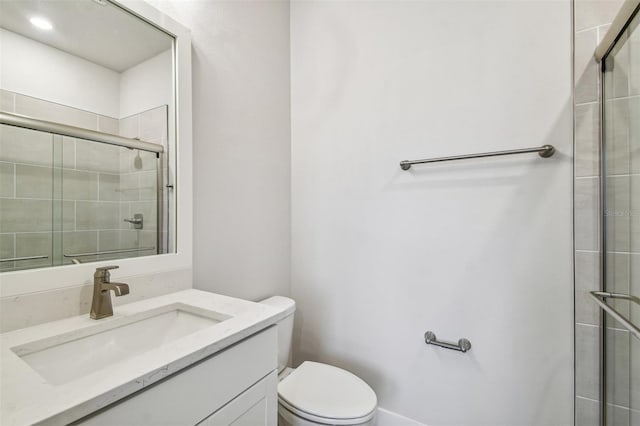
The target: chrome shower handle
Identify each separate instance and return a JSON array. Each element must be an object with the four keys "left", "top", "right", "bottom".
[{"left": 123, "top": 213, "right": 143, "bottom": 229}]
